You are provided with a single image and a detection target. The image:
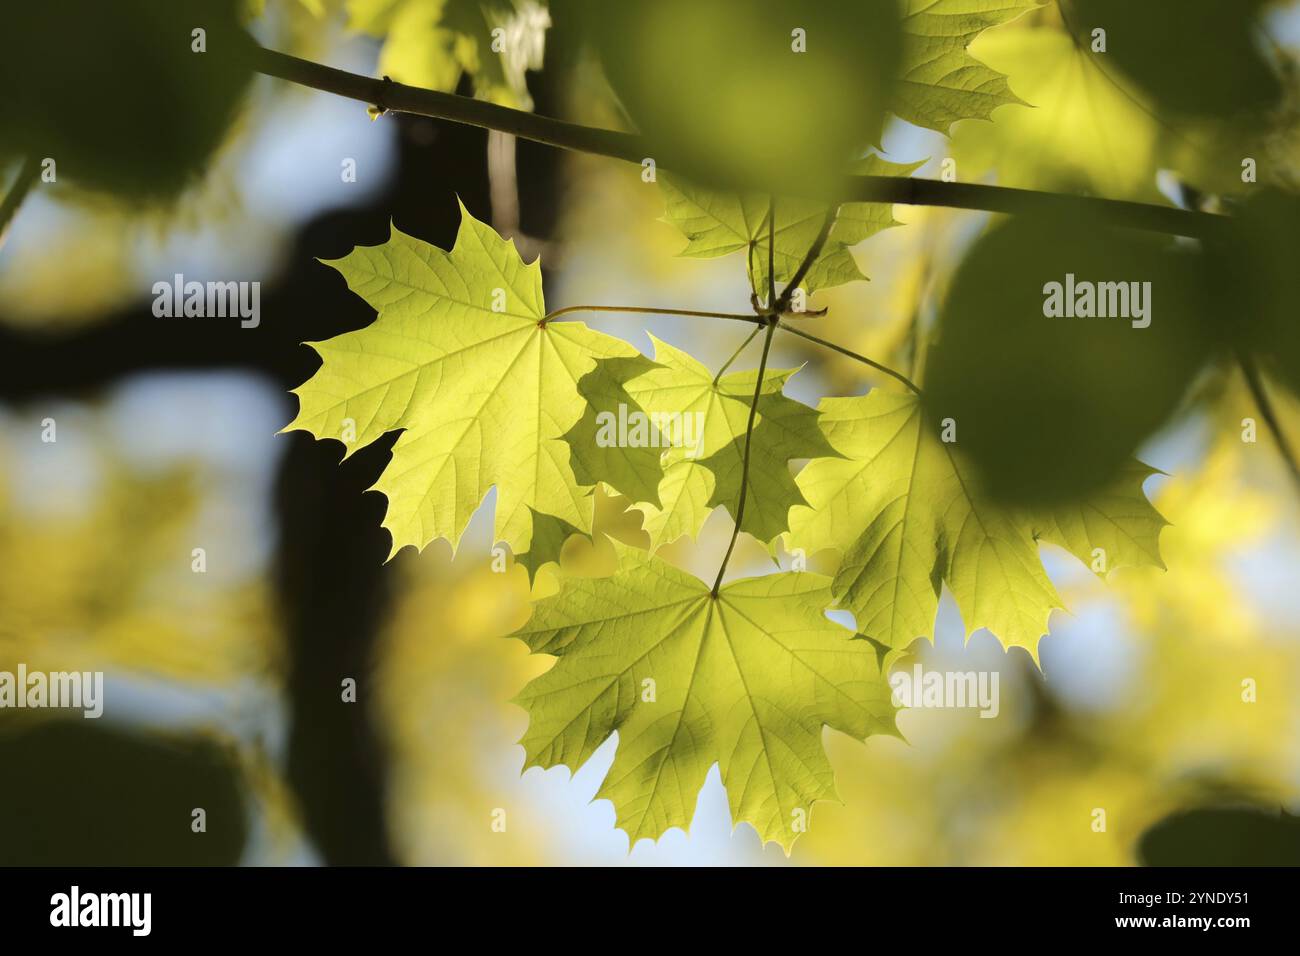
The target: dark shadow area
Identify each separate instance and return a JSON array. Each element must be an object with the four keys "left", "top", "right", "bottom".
[
  {"left": 1140, "top": 806, "right": 1300, "bottom": 866},
  {"left": 0, "top": 721, "right": 247, "bottom": 866}
]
